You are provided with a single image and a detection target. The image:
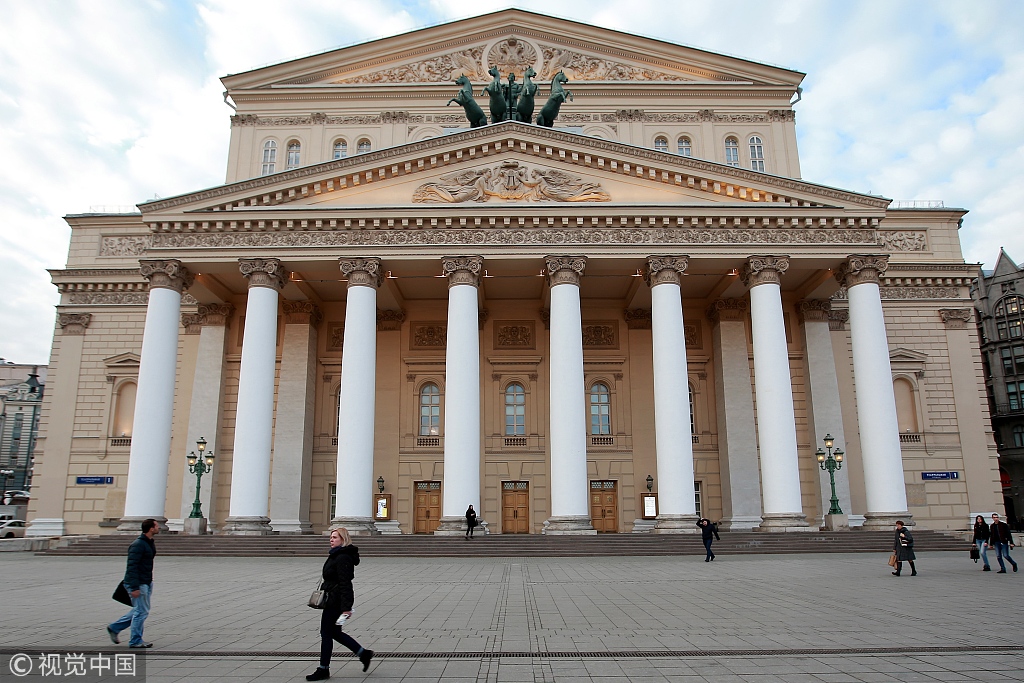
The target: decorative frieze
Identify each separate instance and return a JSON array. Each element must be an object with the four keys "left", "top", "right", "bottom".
[
  {"left": 442, "top": 255, "right": 484, "bottom": 288},
  {"left": 878, "top": 231, "right": 927, "bottom": 252},
  {"left": 328, "top": 323, "right": 345, "bottom": 349},
  {"left": 339, "top": 257, "right": 382, "bottom": 289},
  {"left": 939, "top": 308, "right": 972, "bottom": 329},
  {"left": 488, "top": 38, "right": 538, "bottom": 73},
  {"left": 413, "top": 160, "right": 610, "bottom": 203},
  {"left": 229, "top": 112, "right": 425, "bottom": 126},
  {"left": 376, "top": 309, "right": 405, "bottom": 332},
  {"left": 65, "top": 292, "right": 150, "bottom": 305},
  {"left": 706, "top": 298, "right": 748, "bottom": 324},
  {"left": 57, "top": 313, "right": 92, "bottom": 335},
  {"left": 545, "top": 256, "right": 587, "bottom": 287},
  {"left": 797, "top": 299, "right": 832, "bottom": 323},
  {"left": 645, "top": 255, "right": 689, "bottom": 287},
  {"left": 139, "top": 259, "right": 194, "bottom": 293},
  {"left": 495, "top": 321, "right": 535, "bottom": 349},
  {"left": 741, "top": 255, "right": 790, "bottom": 288},
  {"left": 685, "top": 321, "right": 703, "bottom": 349},
  {"left": 831, "top": 286, "right": 963, "bottom": 300},
  {"left": 539, "top": 45, "right": 691, "bottom": 81},
  {"left": 624, "top": 308, "right": 652, "bottom": 329},
  {"left": 333, "top": 47, "right": 486, "bottom": 83},
  {"left": 412, "top": 323, "right": 447, "bottom": 348},
  {"left": 100, "top": 235, "right": 150, "bottom": 257},
  {"left": 282, "top": 300, "right": 323, "bottom": 326},
  {"left": 238, "top": 258, "right": 287, "bottom": 291},
  {"left": 835, "top": 255, "right": 889, "bottom": 288},
  {"left": 582, "top": 322, "right": 618, "bottom": 348}
]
